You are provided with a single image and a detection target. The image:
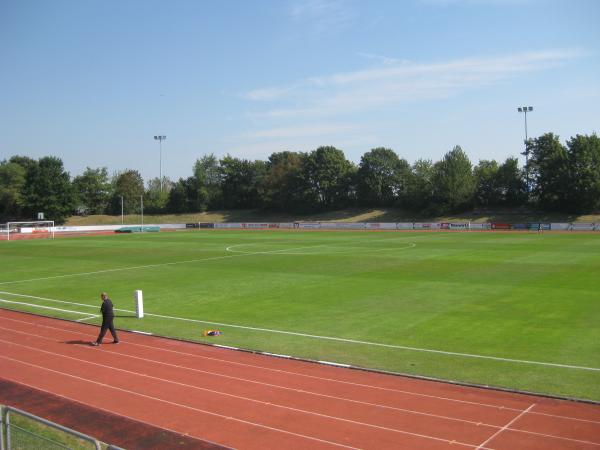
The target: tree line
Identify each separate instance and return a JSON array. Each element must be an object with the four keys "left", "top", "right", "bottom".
[{"left": 1, "top": 132, "right": 598, "bottom": 224}]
